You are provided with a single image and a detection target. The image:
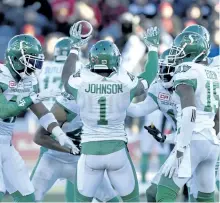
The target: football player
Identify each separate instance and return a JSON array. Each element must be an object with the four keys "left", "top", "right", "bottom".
[
  {"left": 0, "top": 34, "right": 77, "bottom": 202},
  {"left": 126, "top": 48, "right": 180, "bottom": 202},
  {"left": 31, "top": 38, "right": 119, "bottom": 202},
  {"left": 61, "top": 22, "right": 160, "bottom": 202},
  {"left": 156, "top": 31, "right": 220, "bottom": 202}
]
